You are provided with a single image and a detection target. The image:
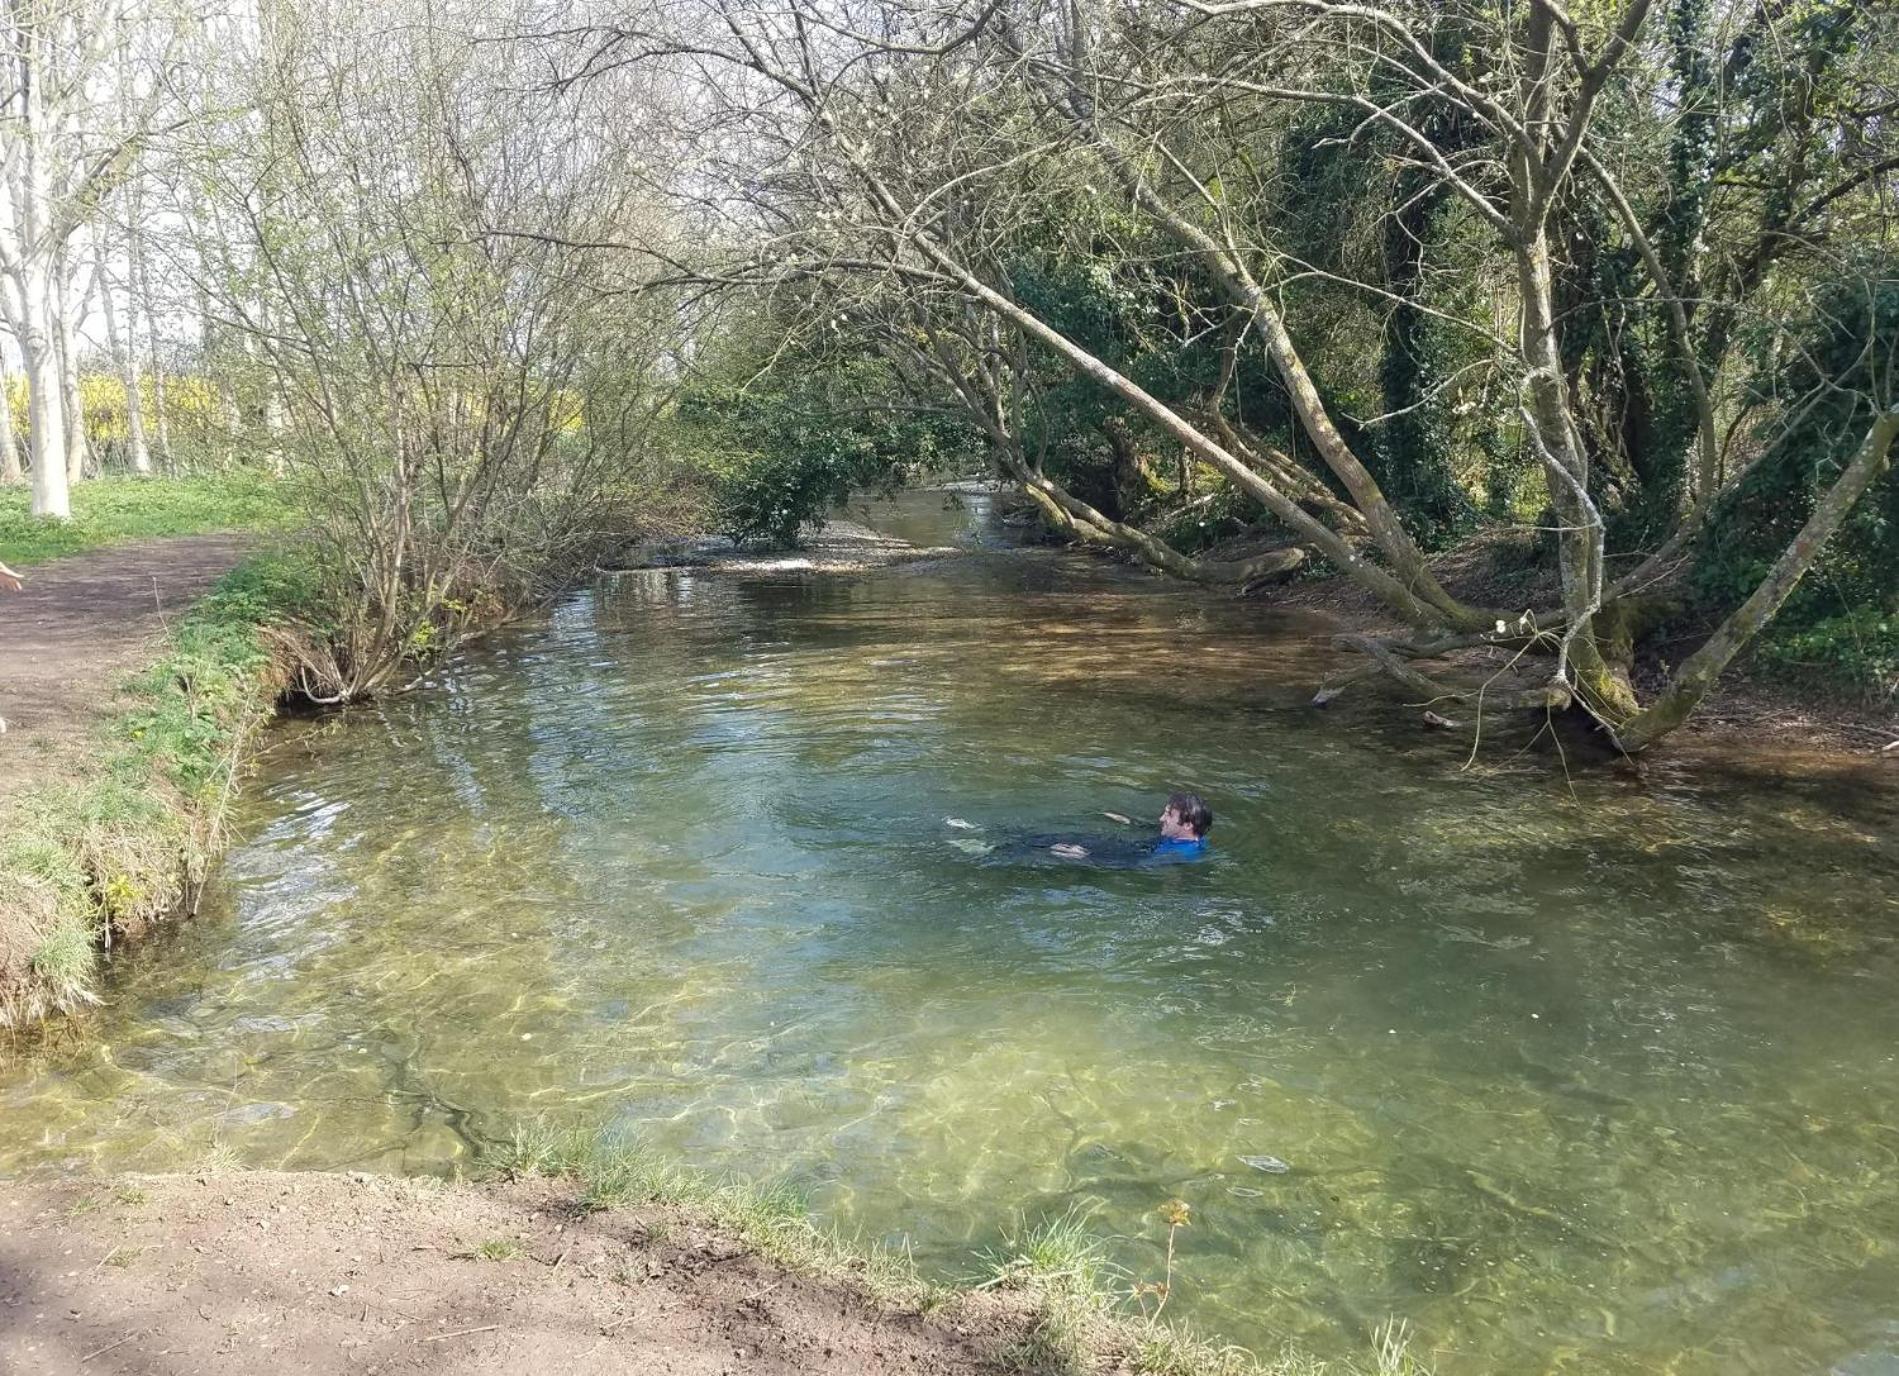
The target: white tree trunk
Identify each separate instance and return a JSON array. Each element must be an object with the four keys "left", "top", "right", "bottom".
[
  {"left": 257, "top": 300, "right": 285, "bottom": 473},
  {"left": 55, "top": 262, "right": 92, "bottom": 482},
  {"left": 99, "top": 252, "right": 151, "bottom": 474},
  {"left": 129, "top": 226, "right": 171, "bottom": 468},
  {"left": 19, "top": 267, "right": 71, "bottom": 519},
  {"left": 0, "top": 346, "right": 21, "bottom": 483}
]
